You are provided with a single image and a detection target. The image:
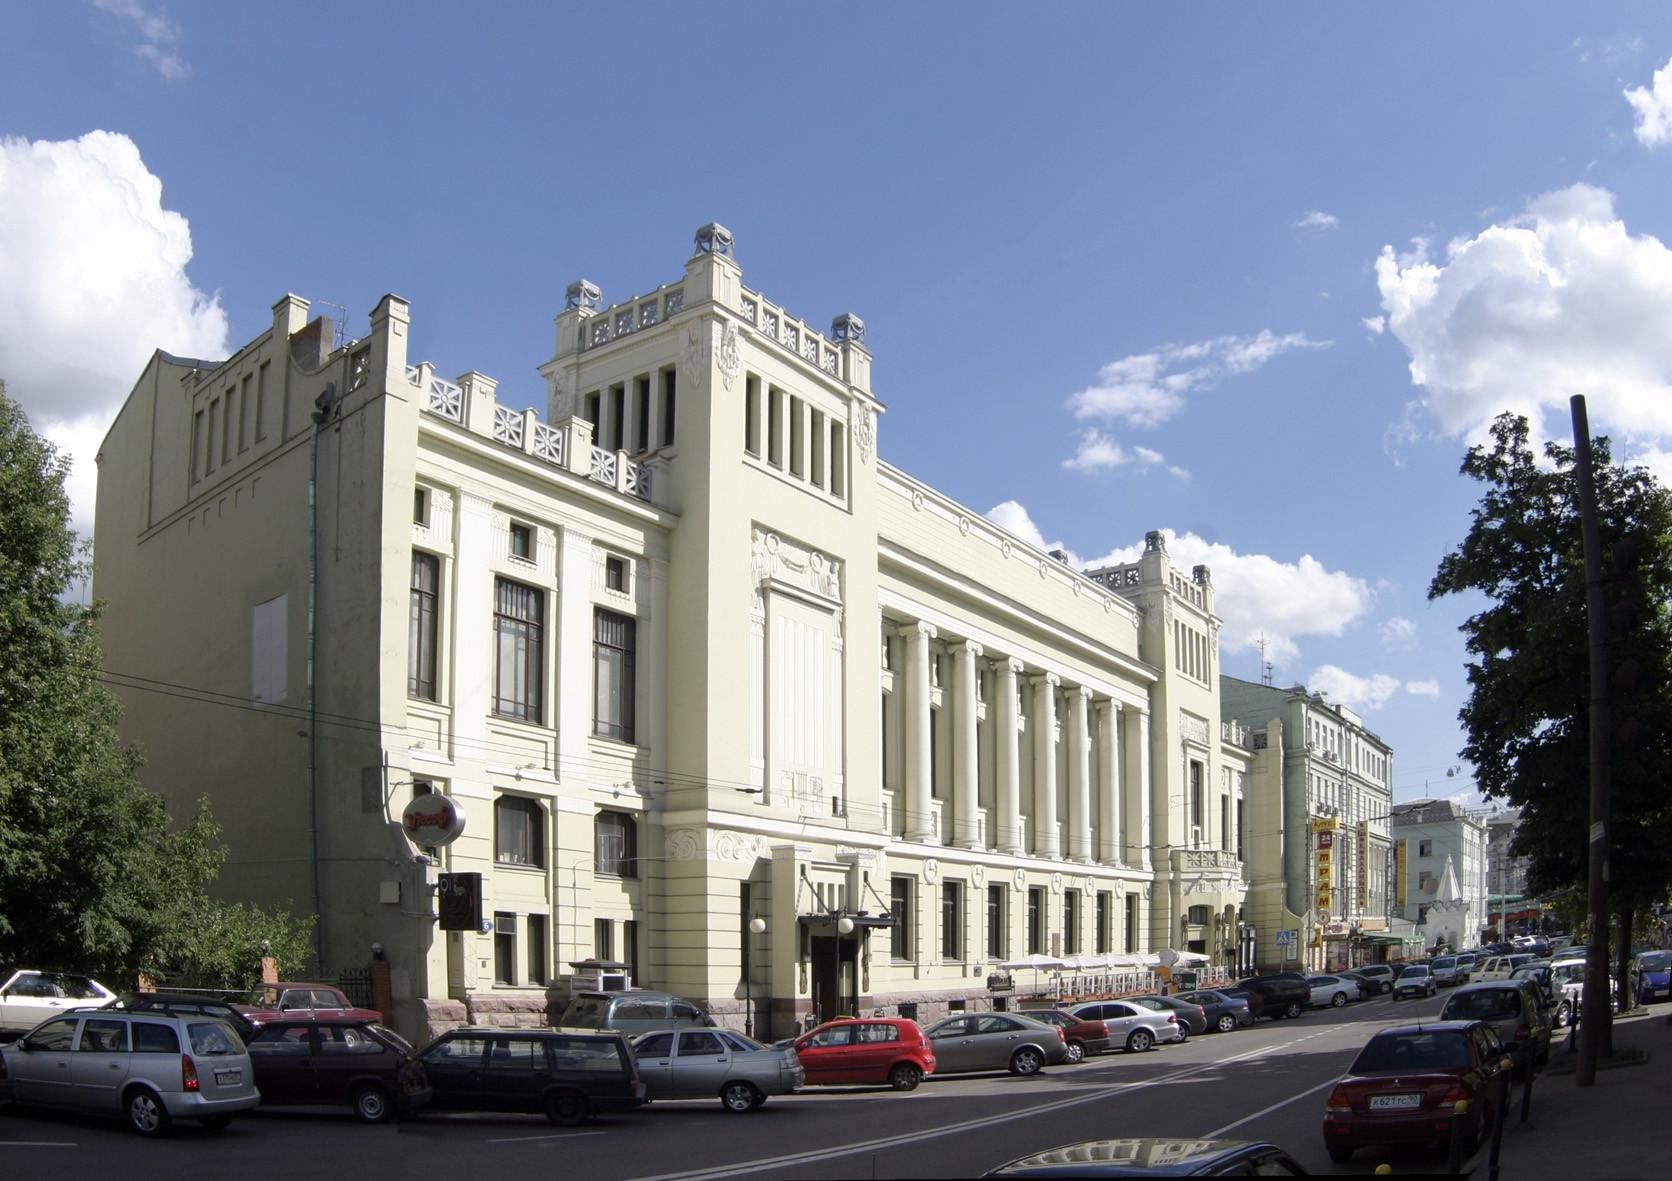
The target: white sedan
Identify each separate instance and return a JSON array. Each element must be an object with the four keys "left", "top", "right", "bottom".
[
  {"left": 0, "top": 970, "right": 117, "bottom": 1034},
  {"left": 1305, "top": 974, "right": 1362, "bottom": 1008}
]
